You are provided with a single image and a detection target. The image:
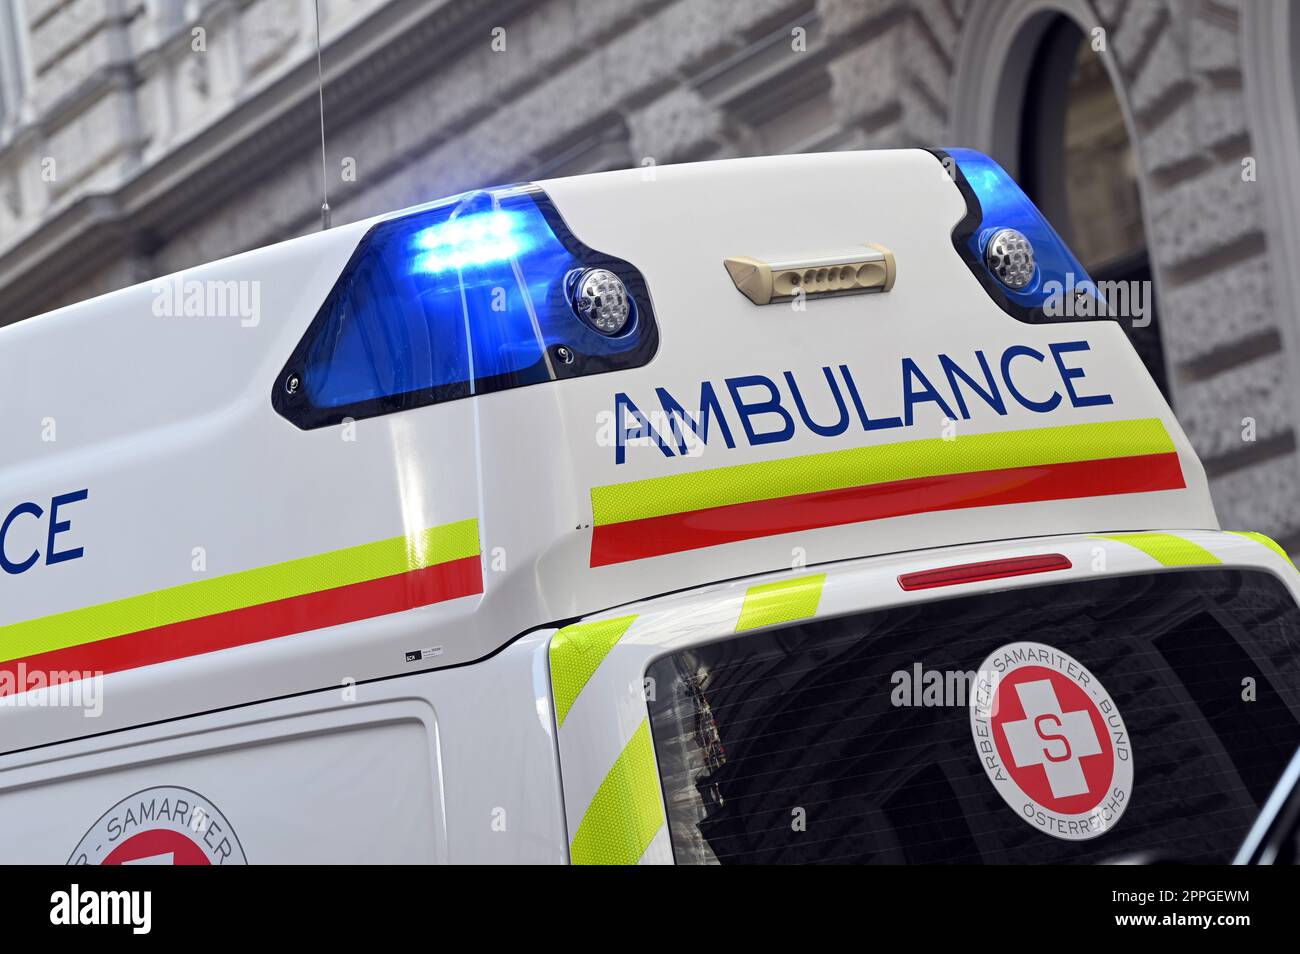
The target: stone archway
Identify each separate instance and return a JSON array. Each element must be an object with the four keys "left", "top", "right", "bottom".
[
  {"left": 945, "top": 0, "right": 1300, "bottom": 545},
  {"left": 948, "top": 1, "right": 1169, "bottom": 398}
]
